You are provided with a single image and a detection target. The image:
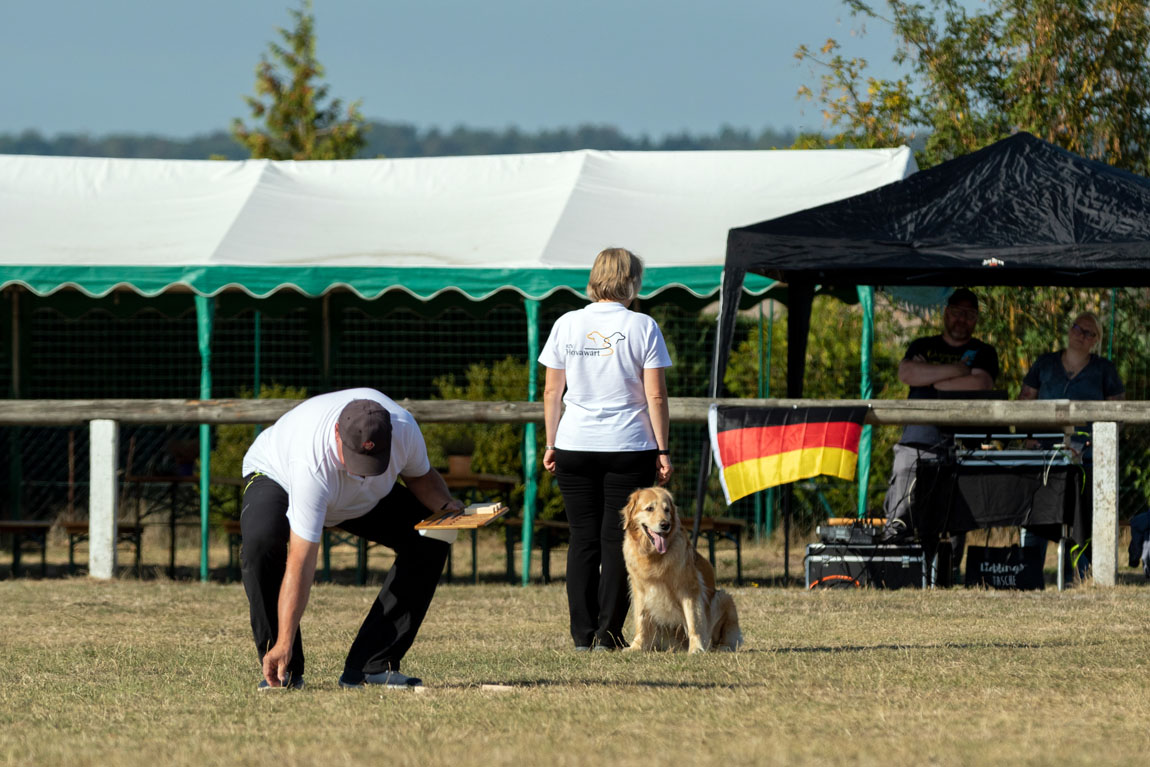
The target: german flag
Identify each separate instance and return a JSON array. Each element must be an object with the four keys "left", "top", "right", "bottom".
[{"left": 708, "top": 404, "right": 868, "bottom": 503}]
